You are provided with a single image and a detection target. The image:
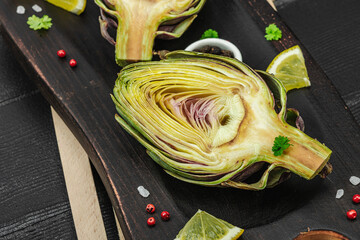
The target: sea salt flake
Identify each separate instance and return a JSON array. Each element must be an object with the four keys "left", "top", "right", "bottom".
[
  {"left": 349, "top": 176, "right": 360, "bottom": 186},
  {"left": 137, "top": 186, "right": 150, "bottom": 198},
  {"left": 16, "top": 6, "right": 25, "bottom": 14},
  {"left": 336, "top": 189, "right": 344, "bottom": 199},
  {"left": 32, "top": 4, "right": 42, "bottom": 13}
]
